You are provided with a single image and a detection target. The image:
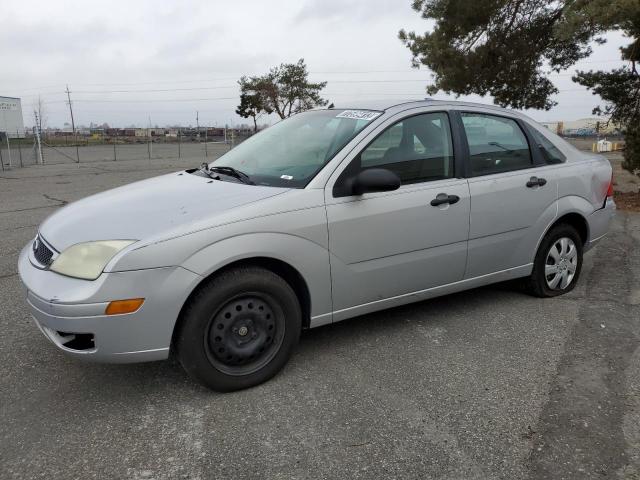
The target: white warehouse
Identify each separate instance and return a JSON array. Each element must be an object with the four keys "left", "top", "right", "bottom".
[{"left": 0, "top": 96, "right": 25, "bottom": 138}]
